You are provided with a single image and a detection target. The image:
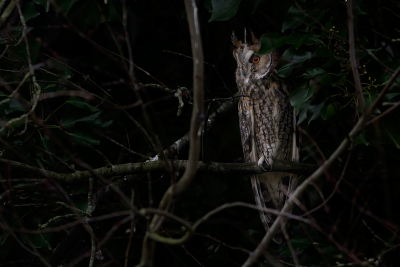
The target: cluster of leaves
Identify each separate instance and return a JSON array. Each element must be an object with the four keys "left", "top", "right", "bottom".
[{"left": 0, "top": 0, "right": 400, "bottom": 266}]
